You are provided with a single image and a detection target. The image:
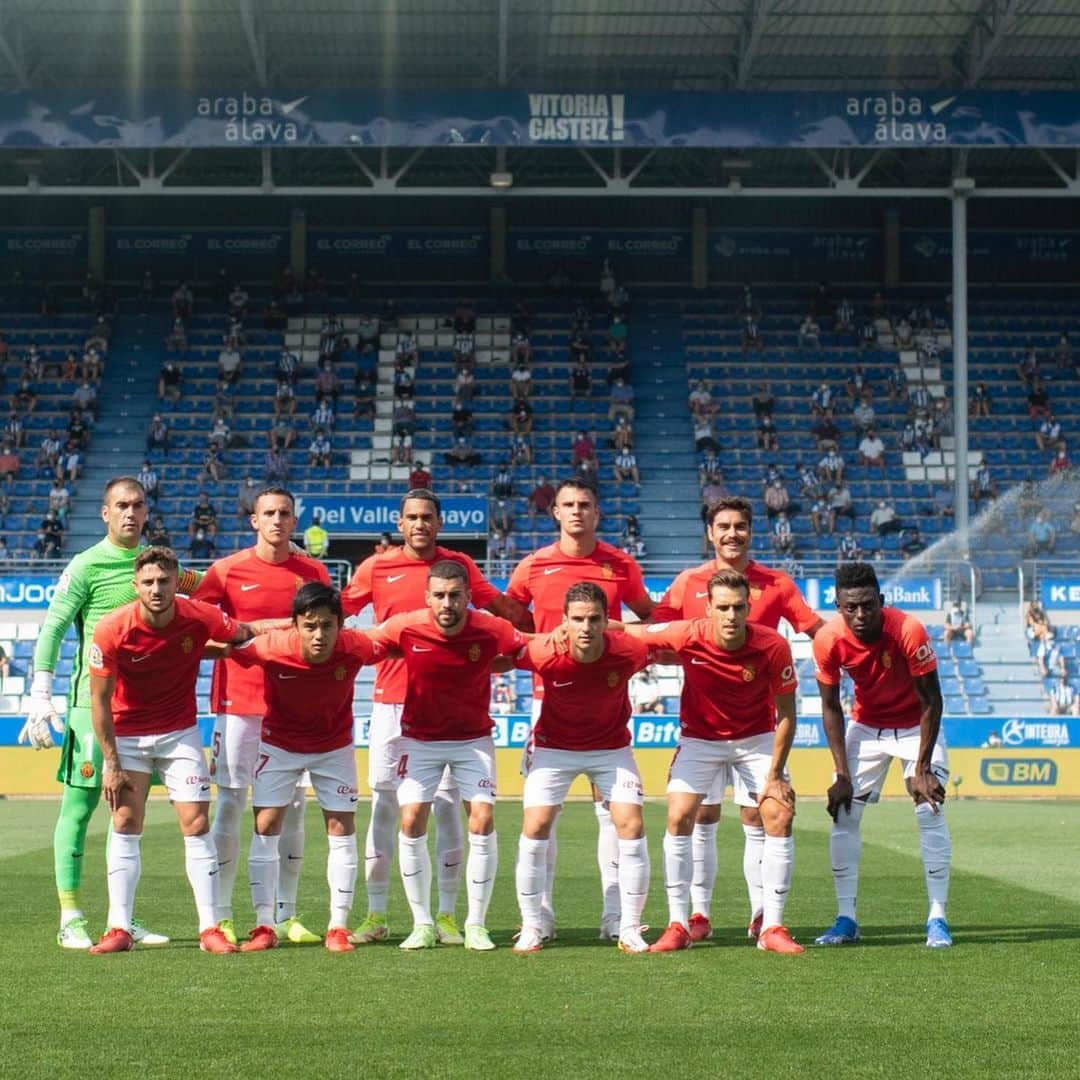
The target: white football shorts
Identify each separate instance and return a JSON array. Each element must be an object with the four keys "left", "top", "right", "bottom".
[
  {"left": 369, "top": 702, "right": 457, "bottom": 796},
  {"left": 845, "top": 720, "right": 949, "bottom": 802},
  {"left": 116, "top": 724, "right": 210, "bottom": 803},
  {"left": 252, "top": 742, "right": 358, "bottom": 813},
  {"left": 395, "top": 736, "right": 497, "bottom": 806},
  {"left": 523, "top": 746, "right": 643, "bottom": 809},
  {"left": 666, "top": 733, "right": 787, "bottom": 802},
  {"left": 210, "top": 713, "right": 262, "bottom": 788}
]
